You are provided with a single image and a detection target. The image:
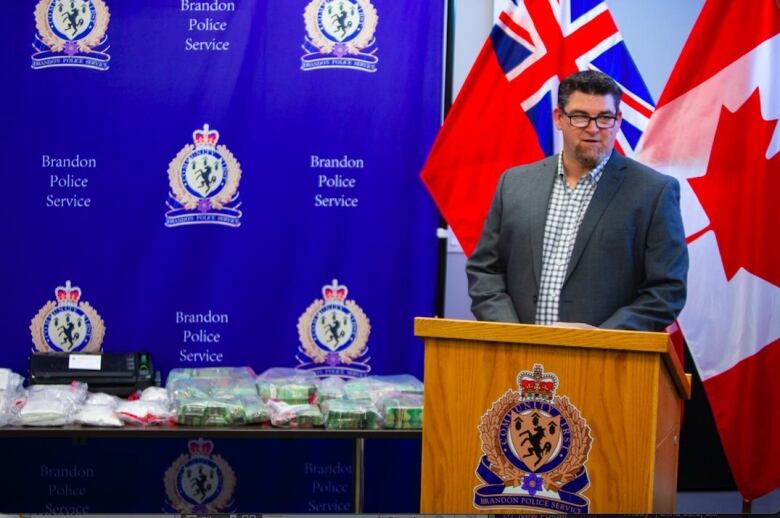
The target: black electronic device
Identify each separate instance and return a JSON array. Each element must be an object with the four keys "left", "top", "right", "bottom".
[{"left": 29, "top": 352, "right": 159, "bottom": 396}]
